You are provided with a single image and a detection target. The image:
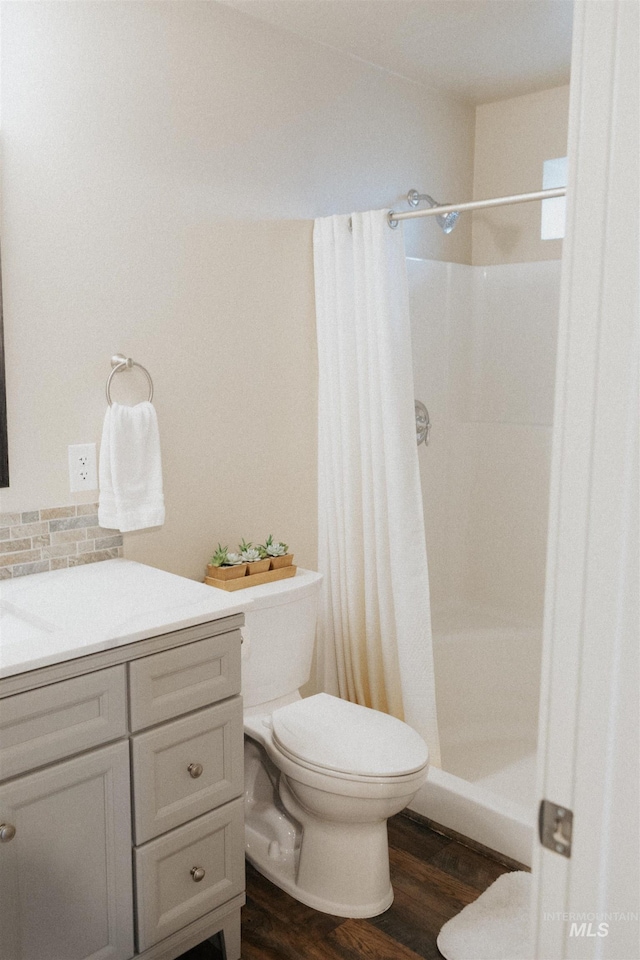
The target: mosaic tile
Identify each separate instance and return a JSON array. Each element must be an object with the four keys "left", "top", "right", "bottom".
[
  {"left": 31, "top": 535, "right": 52, "bottom": 548},
  {"left": 50, "top": 529, "right": 89, "bottom": 544},
  {"left": 85, "top": 526, "right": 119, "bottom": 539},
  {"left": 11, "top": 522, "right": 49, "bottom": 540},
  {"left": 0, "top": 549, "right": 40, "bottom": 568},
  {"left": 77, "top": 540, "right": 97, "bottom": 555},
  {"left": 95, "top": 536, "right": 123, "bottom": 551},
  {"left": 13, "top": 560, "right": 51, "bottom": 577},
  {"left": 0, "top": 538, "right": 31, "bottom": 555},
  {"left": 40, "top": 506, "right": 76, "bottom": 520},
  {"left": 49, "top": 514, "right": 99, "bottom": 532},
  {"left": 41, "top": 543, "right": 79, "bottom": 560},
  {"left": 69, "top": 548, "right": 120, "bottom": 567},
  {"left": 1, "top": 503, "right": 125, "bottom": 579},
  {"left": 76, "top": 503, "right": 99, "bottom": 516}
]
